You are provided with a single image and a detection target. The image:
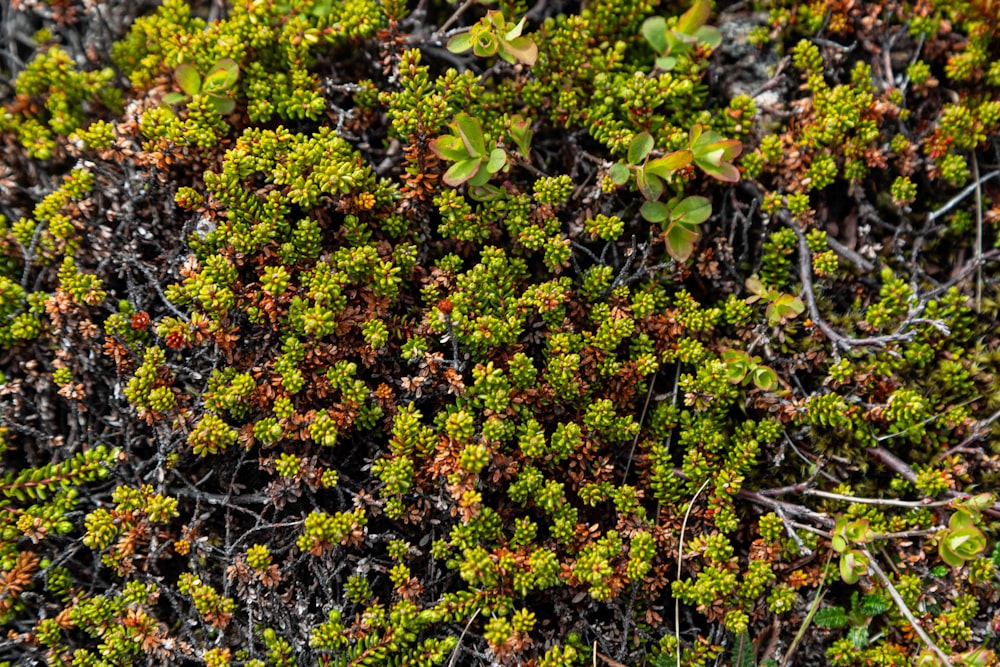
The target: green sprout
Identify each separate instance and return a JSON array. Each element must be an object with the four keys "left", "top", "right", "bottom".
[
  {"left": 430, "top": 112, "right": 507, "bottom": 188},
  {"left": 722, "top": 349, "right": 779, "bottom": 391},
  {"left": 608, "top": 128, "right": 741, "bottom": 261},
  {"left": 447, "top": 10, "right": 538, "bottom": 66},
  {"left": 642, "top": 0, "right": 722, "bottom": 72},
  {"left": 831, "top": 516, "right": 874, "bottom": 584},
  {"left": 163, "top": 58, "right": 240, "bottom": 115},
  {"left": 745, "top": 275, "right": 805, "bottom": 325},
  {"left": 938, "top": 494, "right": 991, "bottom": 567}
]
